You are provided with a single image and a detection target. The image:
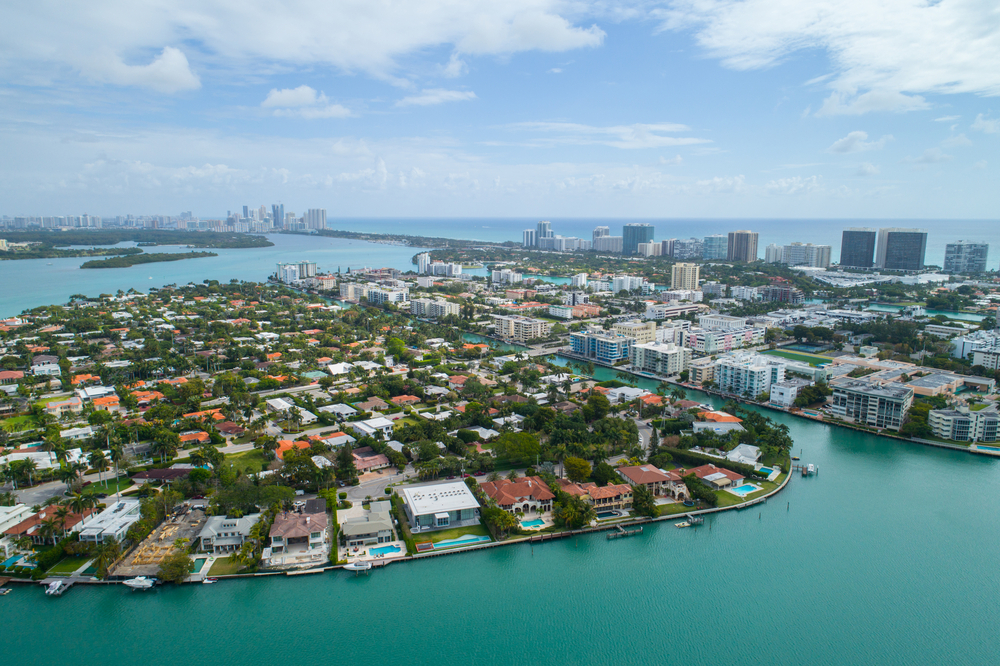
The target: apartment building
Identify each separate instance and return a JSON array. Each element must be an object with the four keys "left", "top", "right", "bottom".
[
  {"left": 631, "top": 342, "right": 691, "bottom": 376},
  {"left": 411, "top": 298, "right": 459, "bottom": 318},
  {"left": 491, "top": 315, "right": 552, "bottom": 342},
  {"left": 612, "top": 320, "right": 658, "bottom": 344},
  {"left": 714, "top": 351, "right": 785, "bottom": 397},
  {"left": 830, "top": 380, "right": 913, "bottom": 431},
  {"left": 569, "top": 330, "right": 635, "bottom": 364},
  {"left": 929, "top": 405, "right": 1000, "bottom": 442}
]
